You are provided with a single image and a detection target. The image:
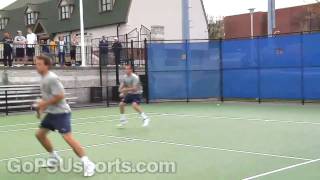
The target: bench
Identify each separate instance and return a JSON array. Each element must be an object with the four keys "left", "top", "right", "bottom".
[{"left": 0, "top": 85, "right": 78, "bottom": 115}]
